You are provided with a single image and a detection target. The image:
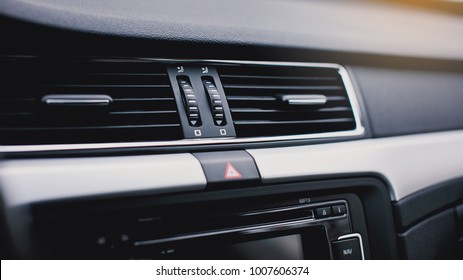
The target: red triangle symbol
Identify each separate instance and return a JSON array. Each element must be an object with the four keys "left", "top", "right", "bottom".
[{"left": 224, "top": 162, "right": 242, "bottom": 179}]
